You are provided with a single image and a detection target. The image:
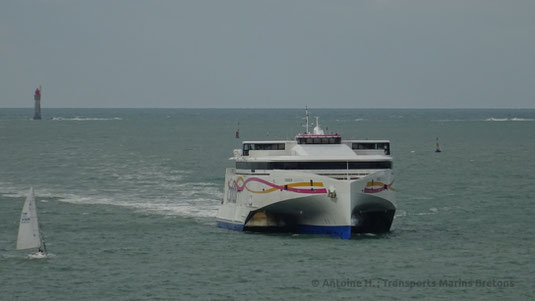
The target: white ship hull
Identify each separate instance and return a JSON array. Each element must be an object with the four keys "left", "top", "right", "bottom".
[{"left": 216, "top": 168, "right": 395, "bottom": 239}]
